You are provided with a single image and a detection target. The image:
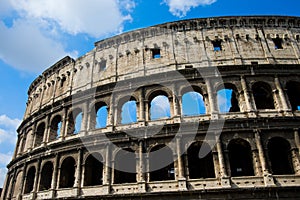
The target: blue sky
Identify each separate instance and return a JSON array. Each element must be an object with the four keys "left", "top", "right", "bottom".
[{"left": 0, "top": 0, "right": 299, "bottom": 187}]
